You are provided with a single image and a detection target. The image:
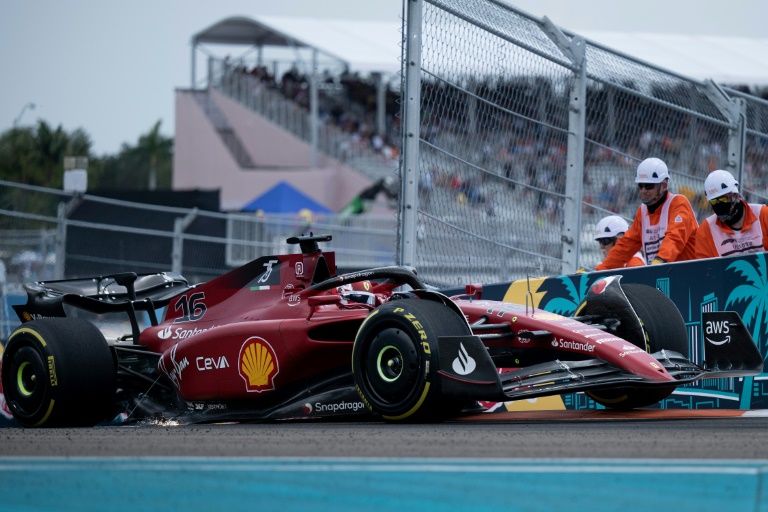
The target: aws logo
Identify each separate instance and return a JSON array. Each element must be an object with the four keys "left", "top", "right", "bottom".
[{"left": 704, "top": 320, "right": 731, "bottom": 346}]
